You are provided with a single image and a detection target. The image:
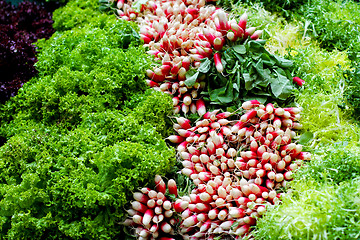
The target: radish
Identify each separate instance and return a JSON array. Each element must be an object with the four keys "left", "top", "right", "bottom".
[
  {"left": 240, "top": 109, "right": 257, "bottom": 122},
  {"left": 220, "top": 220, "right": 235, "bottom": 231},
  {"left": 196, "top": 203, "right": 211, "bottom": 213},
  {"left": 142, "top": 209, "right": 154, "bottom": 226},
  {"left": 155, "top": 179, "right": 166, "bottom": 194},
  {"left": 197, "top": 212, "right": 208, "bottom": 222},
  {"left": 147, "top": 199, "right": 156, "bottom": 208},
  {"left": 293, "top": 76, "right": 305, "bottom": 86},
  {"left": 145, "top": 79, "right": 159, "bottom": 88},
  {"left": 218, "top": 209, "right": 228, "bottom": 220},
  {"left": 238, "top": 12, "right": 248, "bottom": 30},
  {"left": 213, "top": 37, "right": 224, "bottom": 51},
  {"left": 177, "top": 141, "right": 189, "bottom": 152},
  {"left": 208, "top": 209, "right": 219, "bottom": 220},
  {"left": 168, "top": 179, "right": 178, "bottom": 197},
  {"left": 230, "top": 21, "right": 244, "bottom": 38},
  {"left": 157, "top": 192, "right": 165, "bottom": 201},
  {"left": 160, "top": 222, "right": 172, "bottom": 233},
  {"left": 227, "top": 31, "right": 237, "bottom": 41},
  {"left": 166, "top": 135, "right": 185, "bottom": 144},
  {"left": 284, "top": 171, "right": 293, "bottom": 180},
  {"left": 183, "top": 214, "right": 199, "bottom": 227},
  {"left": 284, "top": 107, "right": 302, "bottom": 115},
  {"left": 216, "top": 9, "right": 228, "bottom": 32},
  {"left": 177, "top": 129, "right": 195, "bottom": 138},
  {"left": 229, "top": 207, "right": 245, "bottom": 218},
  {"left": 200, "top": 219, "right": 212, "bottom": 232},
  {"left": 213, "top": 52, "right": 224, "bottom": 73},
  {"left": 196, "top": 99, "right": 207, "bottom": 116},
  {"left": 250, "top": 30, "right": 263, "bottom": 40},
  {"left": 140, "top": 187, "right": 151, "bottom": 195},
  {"left": 175, "top": 117, "right": 192, "bottom": 129},
  {"left": 132, "top": 201, "right": 148, "bottom": 214},
  {"left": 162, "top": 200, "right": 172, "bottom": 211},
  {"left": 297, "top": 152, "right": 311, "bottom": 160},
  {"left": 174, "top": 200, "right": 189, "bottom": 213},
  {"left": 139, "top": 228, "right": 150, "bottom": 238},
  {"left": 133, "top": 192, "right": 149, "bottom": 204},
  {"left": 133, "top": 214, "right": 143, "bottom": 225},
  {"left": 159, "top": 98, "right": 309, "bottom": 236},
  {"left": 126, "top": 209, "right": 137, "bottom": 217},
  {"left": 203, "top": 109, "right": 220, "bottom": 120}
]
